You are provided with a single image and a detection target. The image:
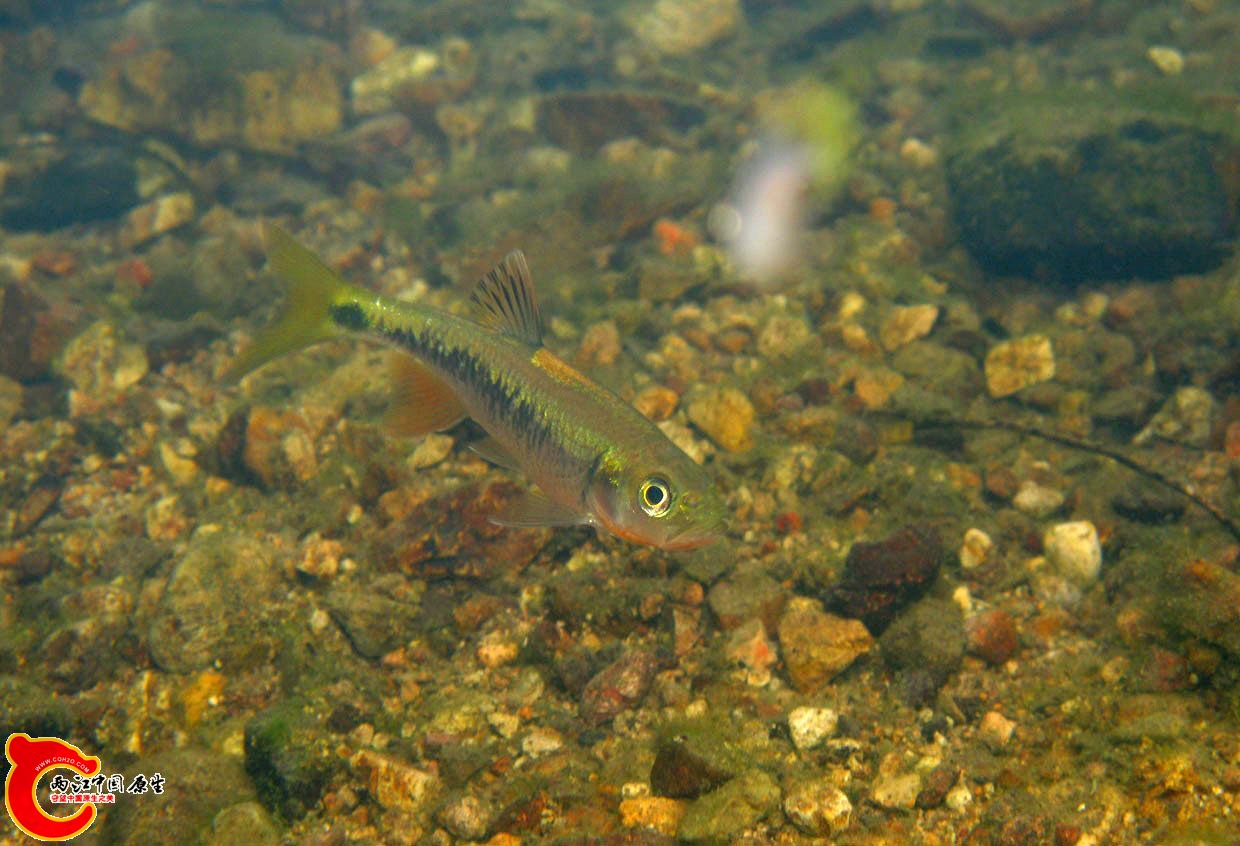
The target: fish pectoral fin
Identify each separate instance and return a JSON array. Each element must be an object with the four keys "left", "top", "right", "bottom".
[
  {"left": 386, "top": 352, "right": 467, "bottom": 437},
  {"left": 469, "top": 250, "right": 543, "bottom": 346},
  {"left": 491, "top": 491, "right": 588, "bottom": 529},
  {"left": 469, "top": 436, "right": 521, "bottom": 472}
]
